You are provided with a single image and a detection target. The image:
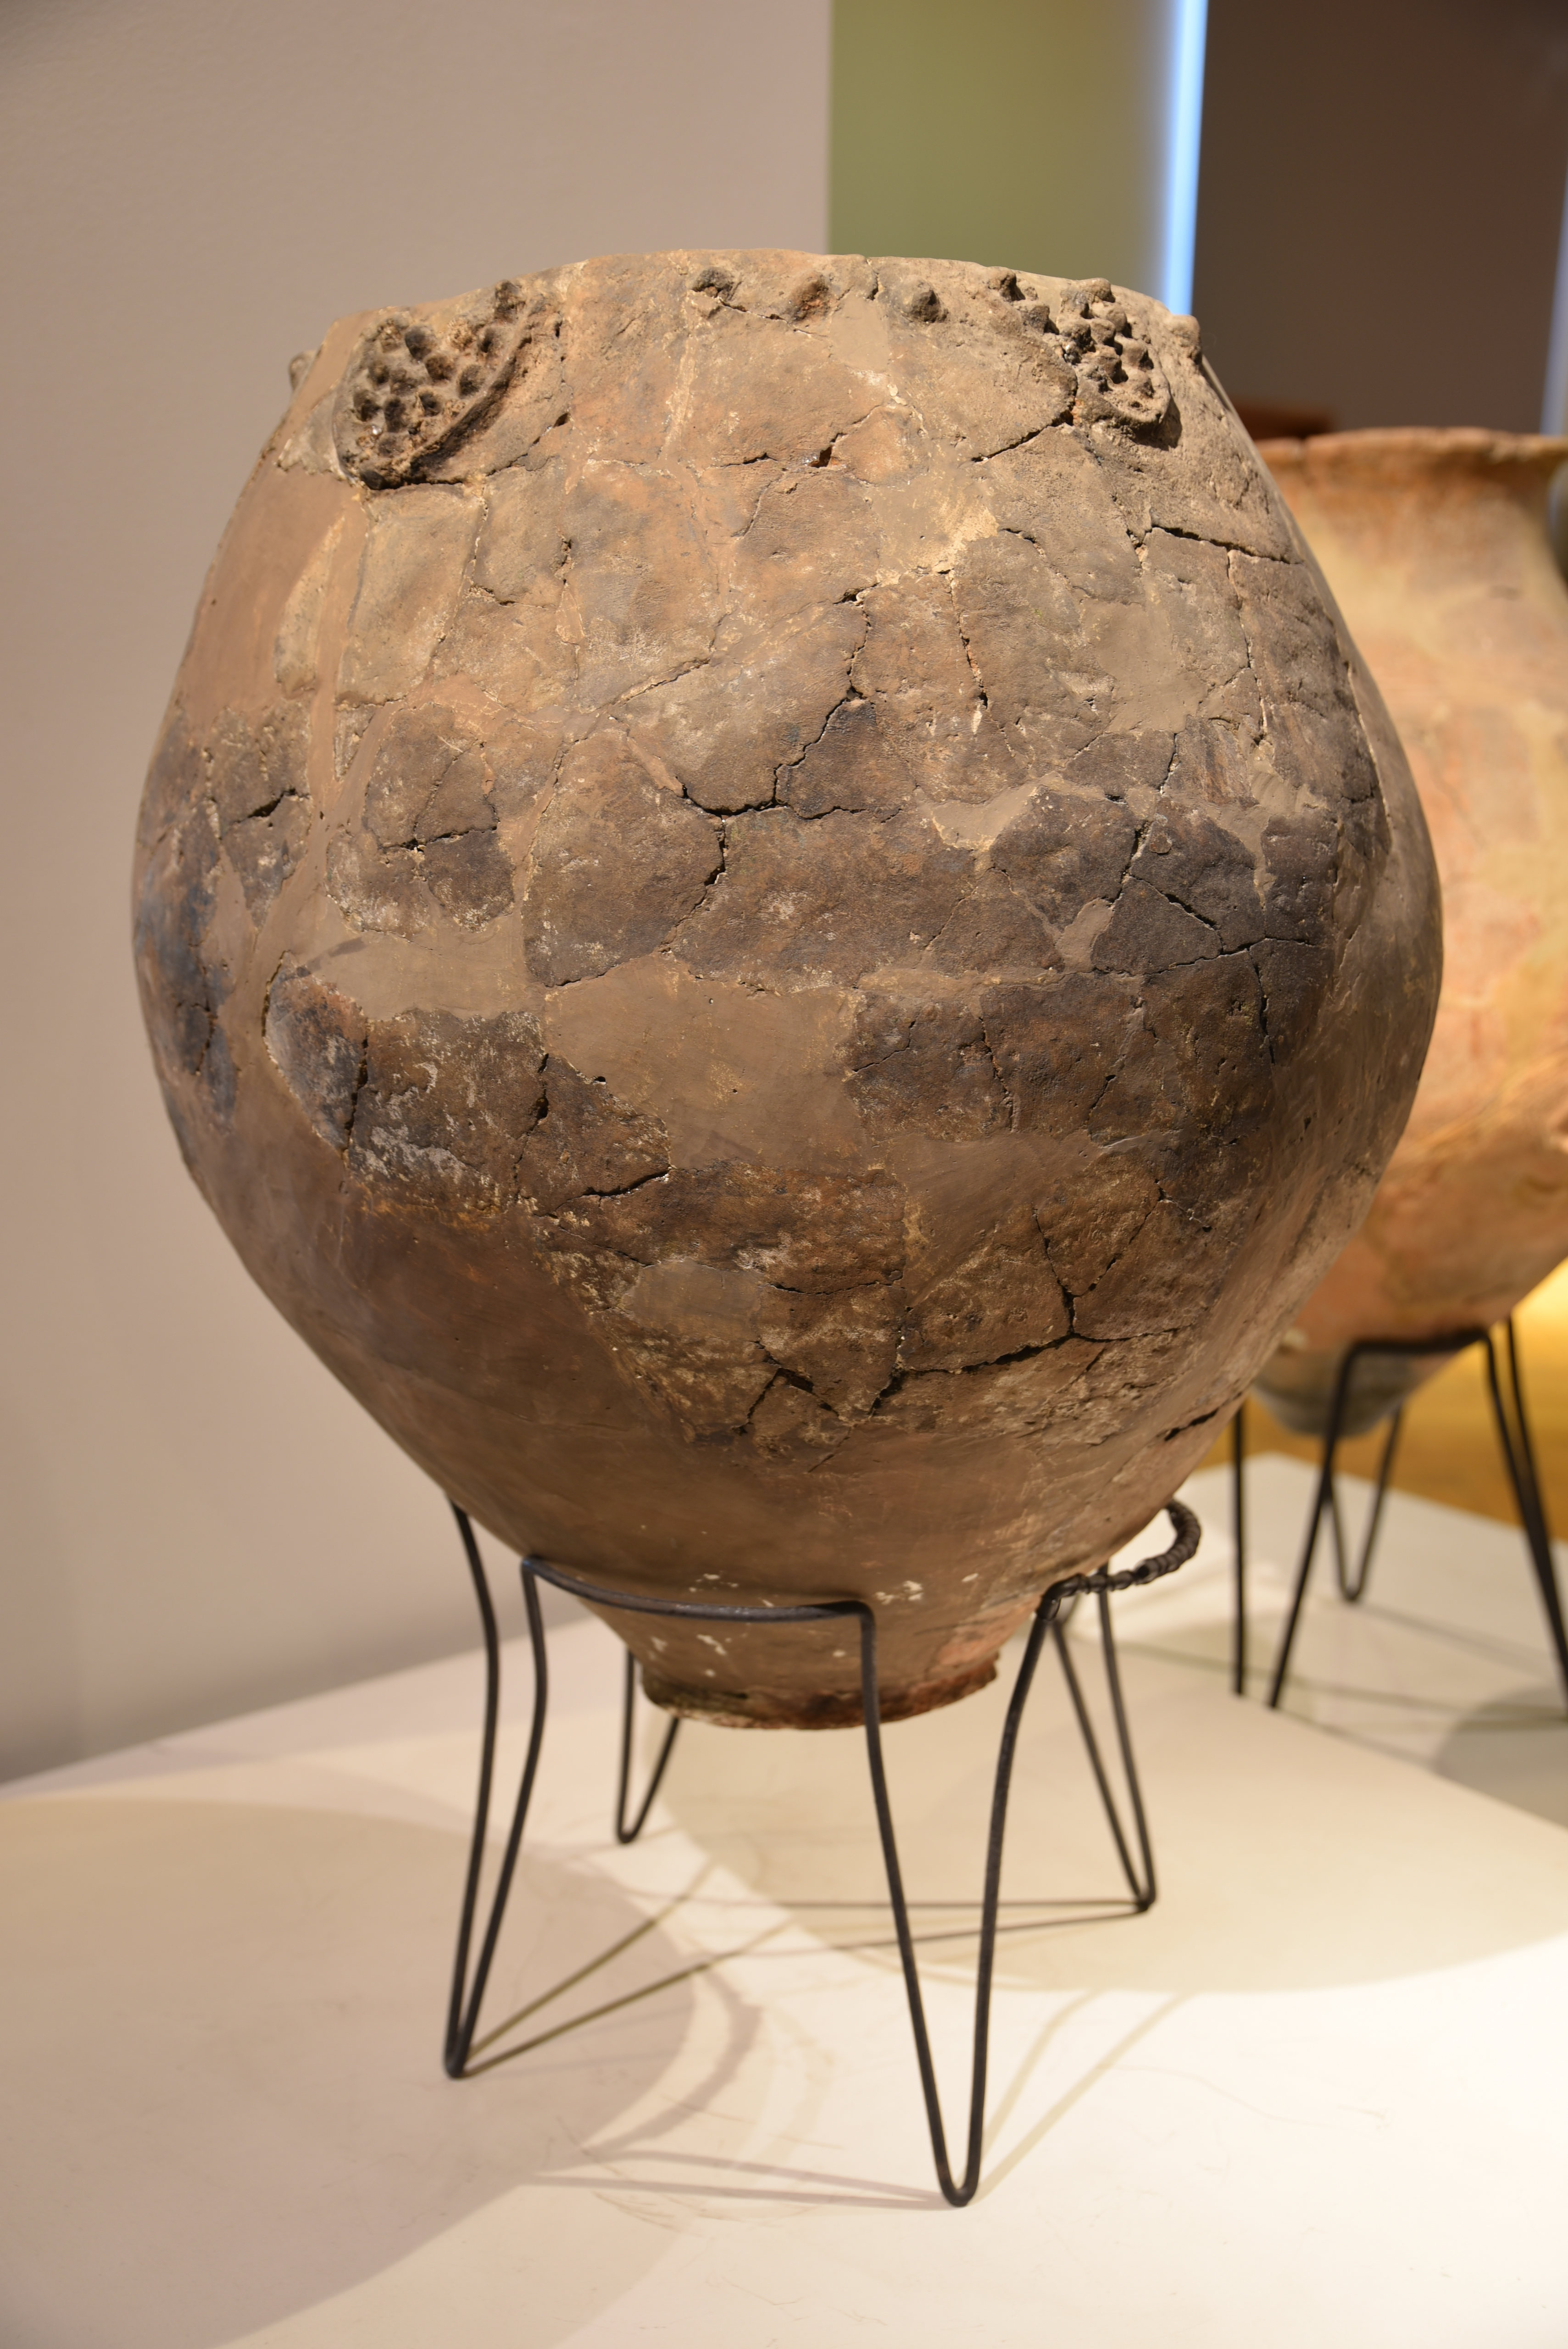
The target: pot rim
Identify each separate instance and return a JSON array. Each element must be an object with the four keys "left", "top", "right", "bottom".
[{"left": 1257, "top": 423, "right": 1568, "bottom": 490}]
